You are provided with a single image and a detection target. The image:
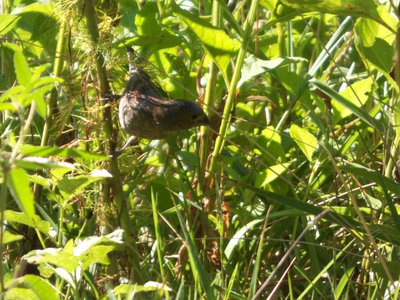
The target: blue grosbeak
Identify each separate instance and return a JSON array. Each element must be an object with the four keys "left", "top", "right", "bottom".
[{"left": 118, "top": 52, "right": 209, "bottom": 144}]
